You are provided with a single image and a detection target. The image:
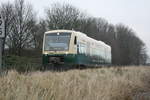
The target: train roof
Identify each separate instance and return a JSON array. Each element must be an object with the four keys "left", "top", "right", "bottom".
[{"left": 45, "top": 30, "right": 75, "bottom": 34}]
